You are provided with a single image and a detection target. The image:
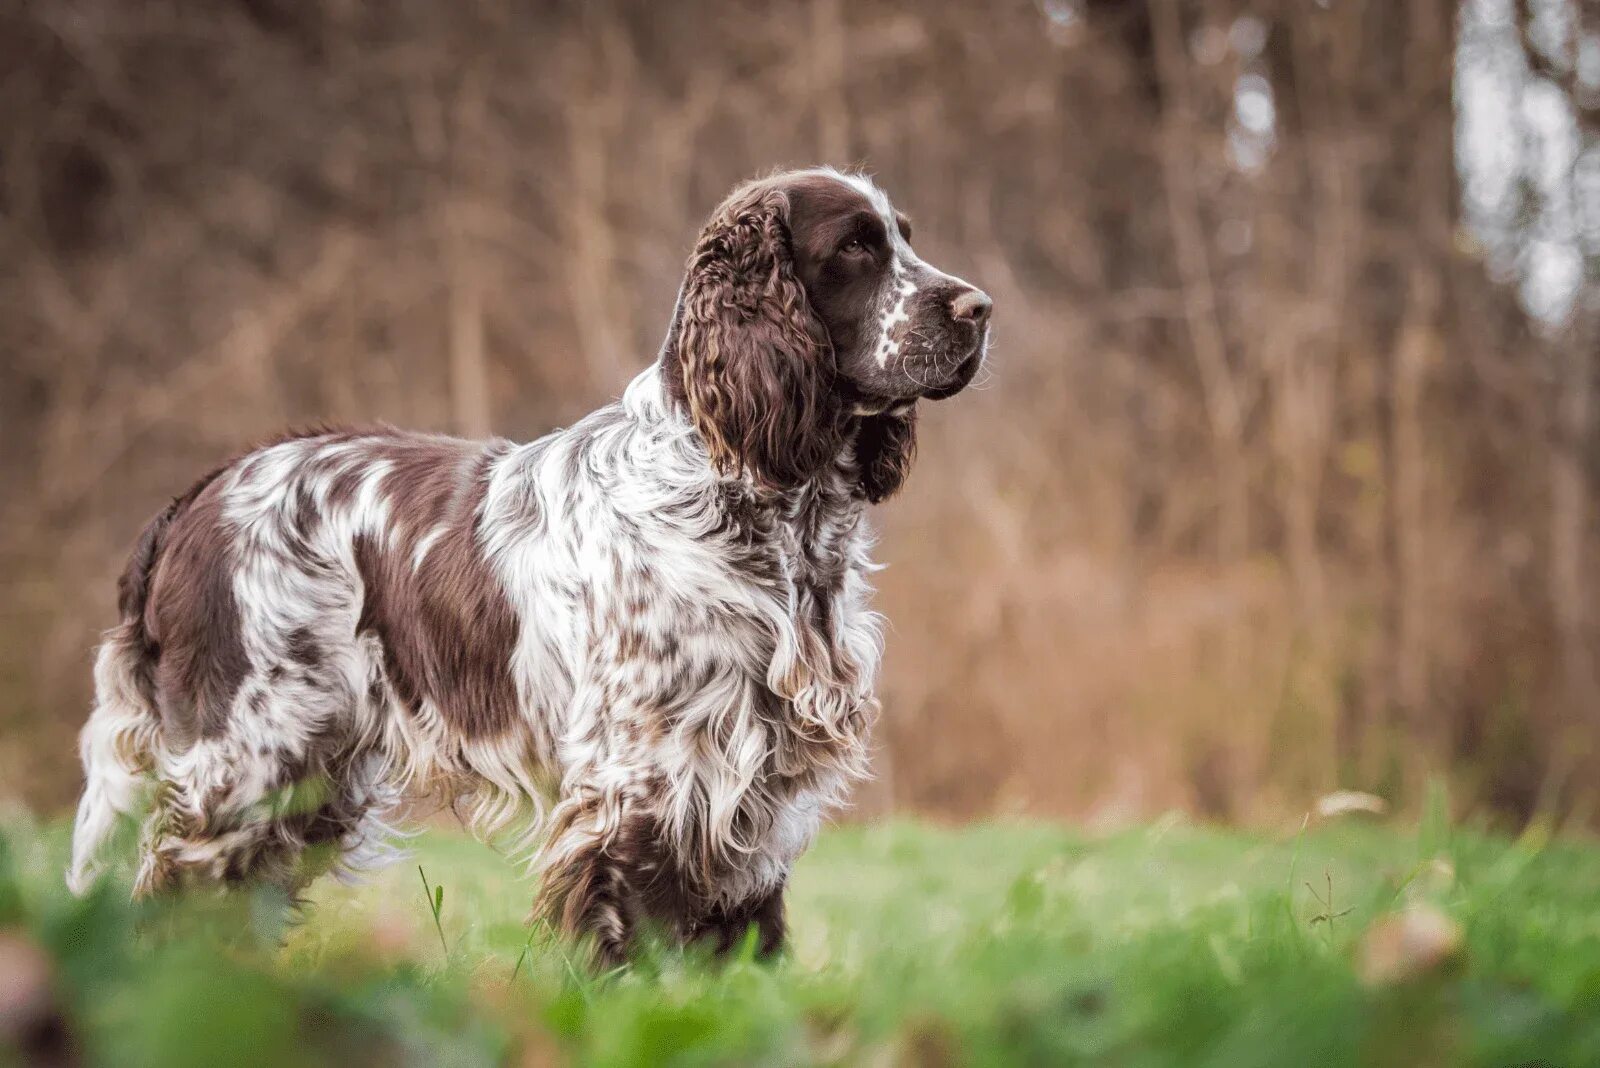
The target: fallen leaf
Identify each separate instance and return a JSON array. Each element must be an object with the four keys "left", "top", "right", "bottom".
[
  {"left": 0, "top": 929, "right": 77, "bottom": 1067},
  {"left": 1316, "top": 791, "right": 1389, "bottom": 819},
  {"left": 1357, "top": 905, "right": 1462, "bottom": 985}
]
